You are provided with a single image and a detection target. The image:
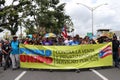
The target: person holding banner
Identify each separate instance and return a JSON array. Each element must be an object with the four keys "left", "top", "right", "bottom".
[
  {"left": 10, "top": 35, "right": 20, "bottom": 70},
  {"left": 112, "top": 35, "right": 120, "bottom": 68}
]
